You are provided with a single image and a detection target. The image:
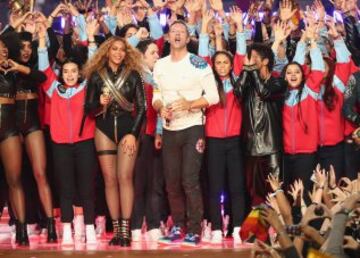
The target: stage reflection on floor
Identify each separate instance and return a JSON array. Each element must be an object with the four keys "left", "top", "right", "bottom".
[{"left": 0, "top": 213, "right": 252, "bottom": 253}]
